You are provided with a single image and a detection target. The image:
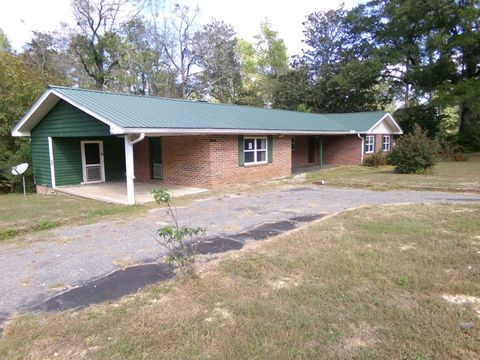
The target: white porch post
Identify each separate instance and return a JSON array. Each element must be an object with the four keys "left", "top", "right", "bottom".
[
  {"left": 47, "top": 137, "right": 56, "bottom": 188},
  {"left": 124, "top": 135, "right": 135, "bottom": 205}
]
